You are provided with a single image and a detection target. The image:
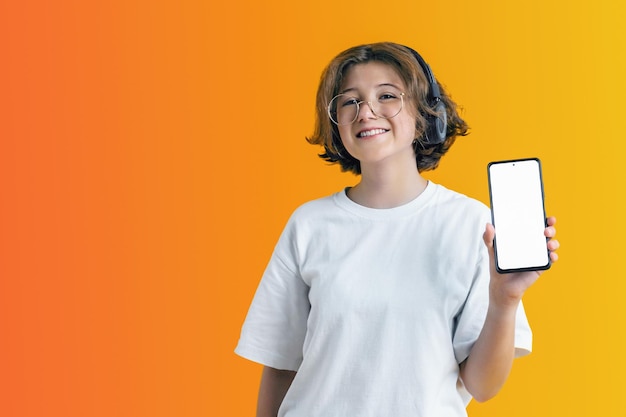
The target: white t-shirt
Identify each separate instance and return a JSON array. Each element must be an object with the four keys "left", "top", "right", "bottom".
[{"left": 236, "top": 182, "right": 532, "bottom": 417}]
